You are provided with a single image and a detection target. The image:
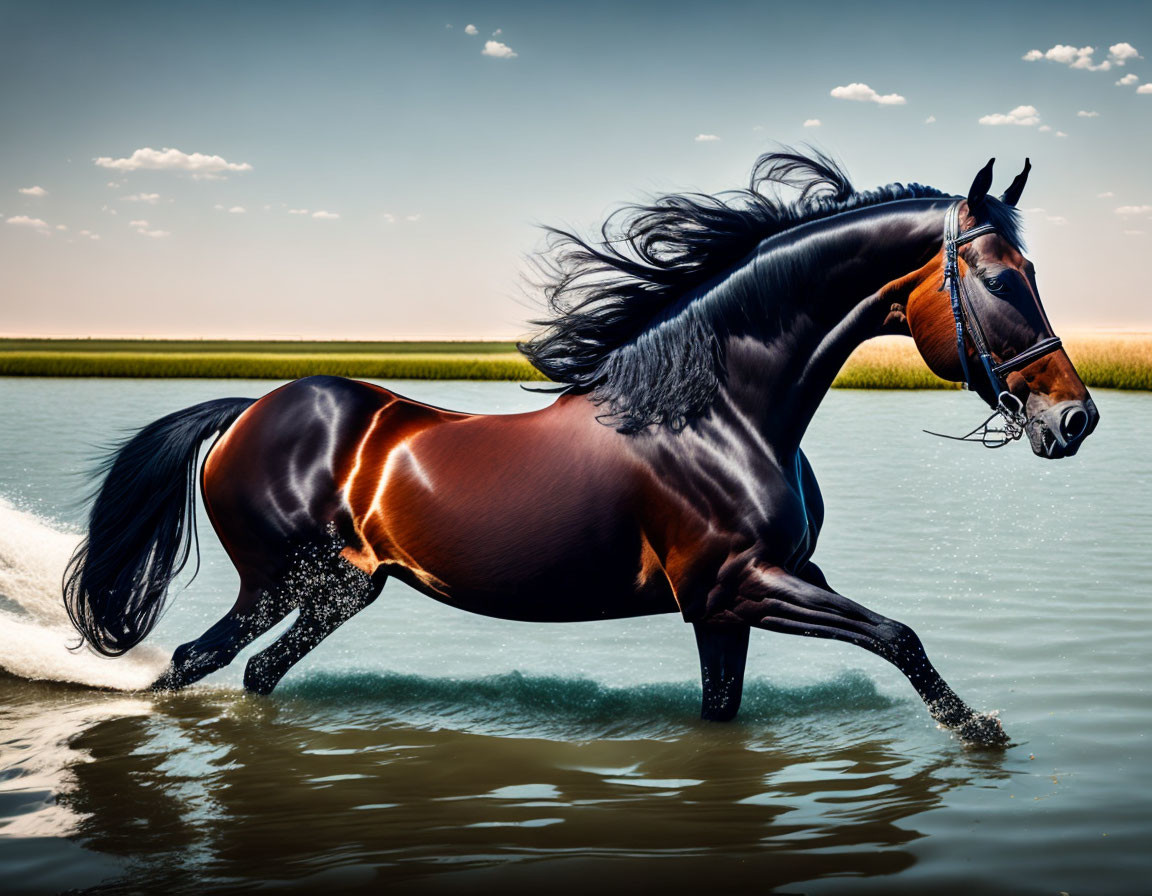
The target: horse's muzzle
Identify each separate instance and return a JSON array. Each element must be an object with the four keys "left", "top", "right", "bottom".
[{"left": 1026, "top": 397, "right": 1099, "bottom": 458}]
